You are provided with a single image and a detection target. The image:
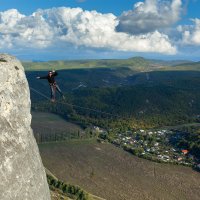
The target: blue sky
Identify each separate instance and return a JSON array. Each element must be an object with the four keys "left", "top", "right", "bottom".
[
  {"left": 0, "top": 0, "right": 200, "bottom": 61},
  {"left": 0, "top": 0, "right": 136, "bottom": 16}
]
